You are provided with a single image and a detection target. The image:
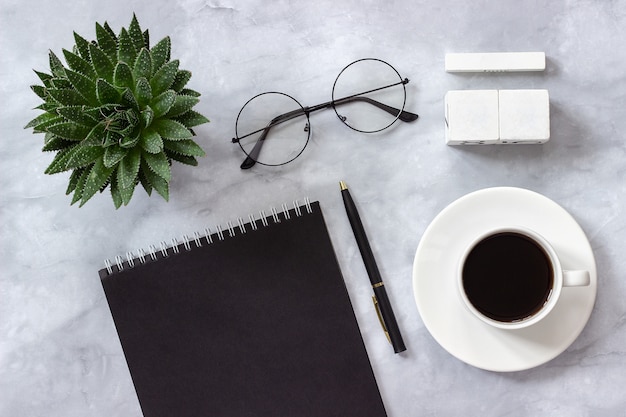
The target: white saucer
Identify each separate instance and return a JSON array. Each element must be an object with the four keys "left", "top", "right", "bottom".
[{"left": 412, "top": 187, "right": 597, "bottom": 372}]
